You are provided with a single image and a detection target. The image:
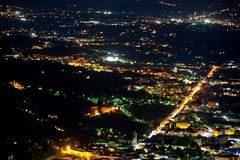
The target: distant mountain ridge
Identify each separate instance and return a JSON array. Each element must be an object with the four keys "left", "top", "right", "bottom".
[
  {"left": 1, "top": 0, "right": 238, "bottom": 8},
  {"left": 1, "top": 0, "right": 239, "bottom": 15}
]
